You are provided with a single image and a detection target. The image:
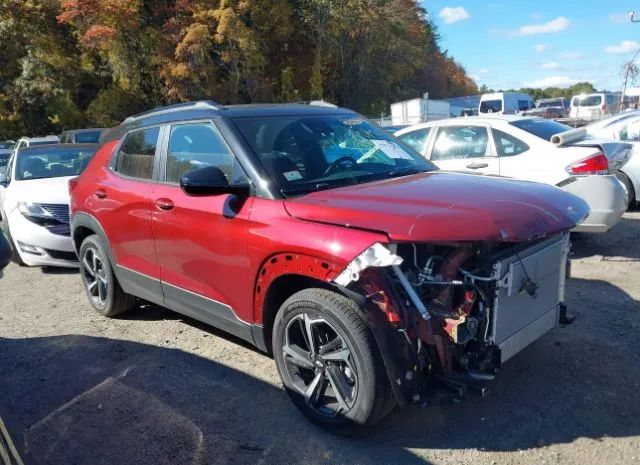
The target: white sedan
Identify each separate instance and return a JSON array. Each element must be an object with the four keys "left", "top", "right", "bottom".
[
  {"left": 395, "top": 115, "right": 630, "bottom": 233},
  {"left": 584, "top": 110, "right": 640, "bottom": 207},
  {"left": 0, "top": 144, "right": 97, "bottom": 267}
]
